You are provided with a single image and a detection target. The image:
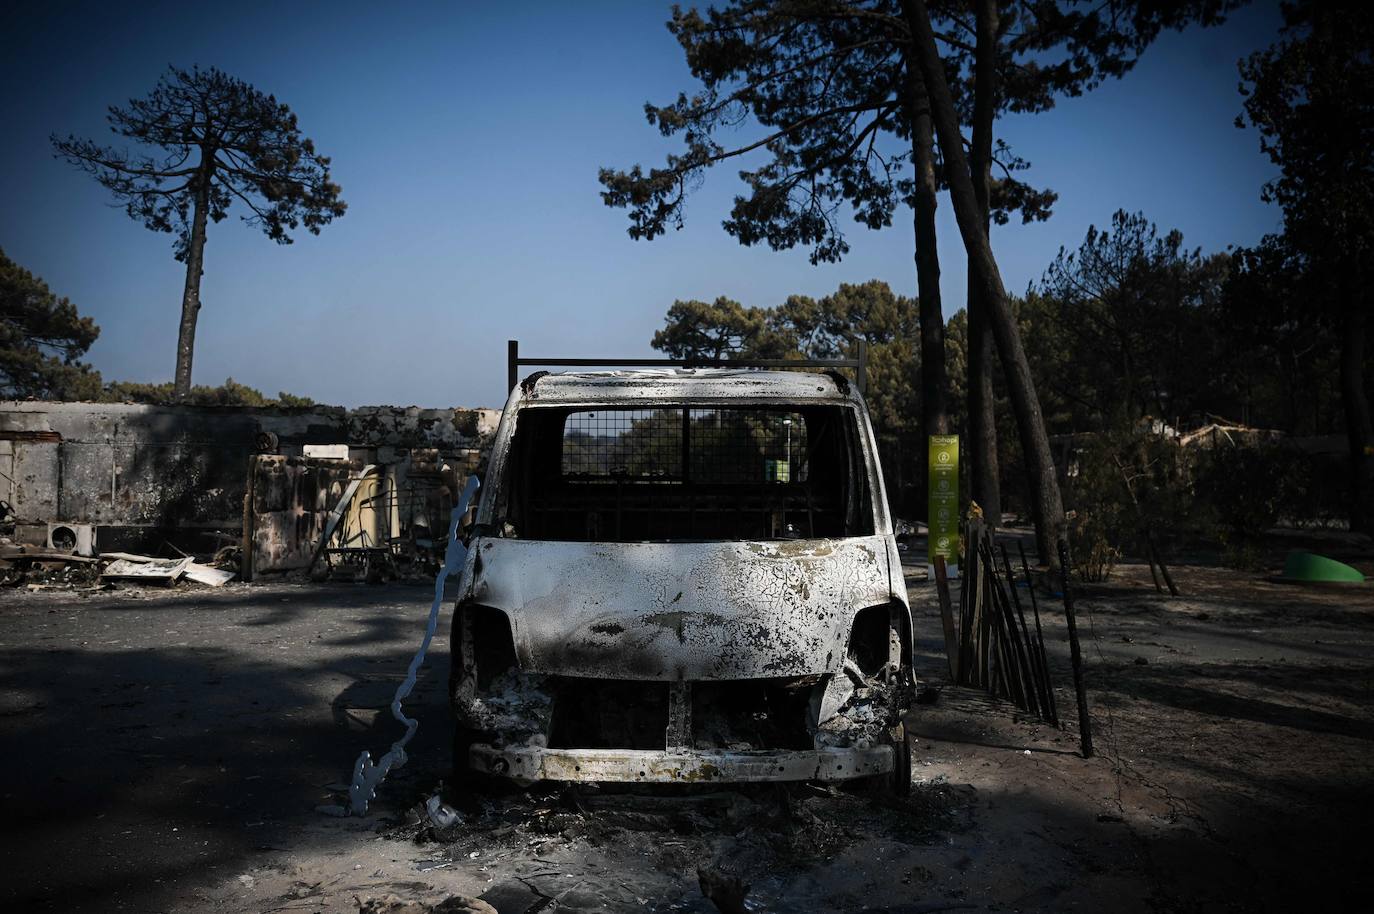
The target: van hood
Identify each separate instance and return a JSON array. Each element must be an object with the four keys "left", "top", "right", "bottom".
[{"left": 462, "top": 537, "right": 893, "bottom": 681}]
